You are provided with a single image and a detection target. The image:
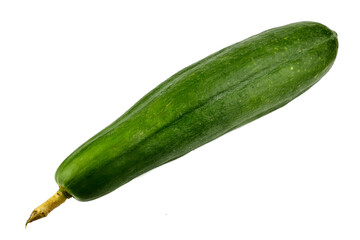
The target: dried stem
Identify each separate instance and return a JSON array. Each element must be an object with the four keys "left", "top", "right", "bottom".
[{"left": 26, "top": 187, "right": 71, "bottom": 228}]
